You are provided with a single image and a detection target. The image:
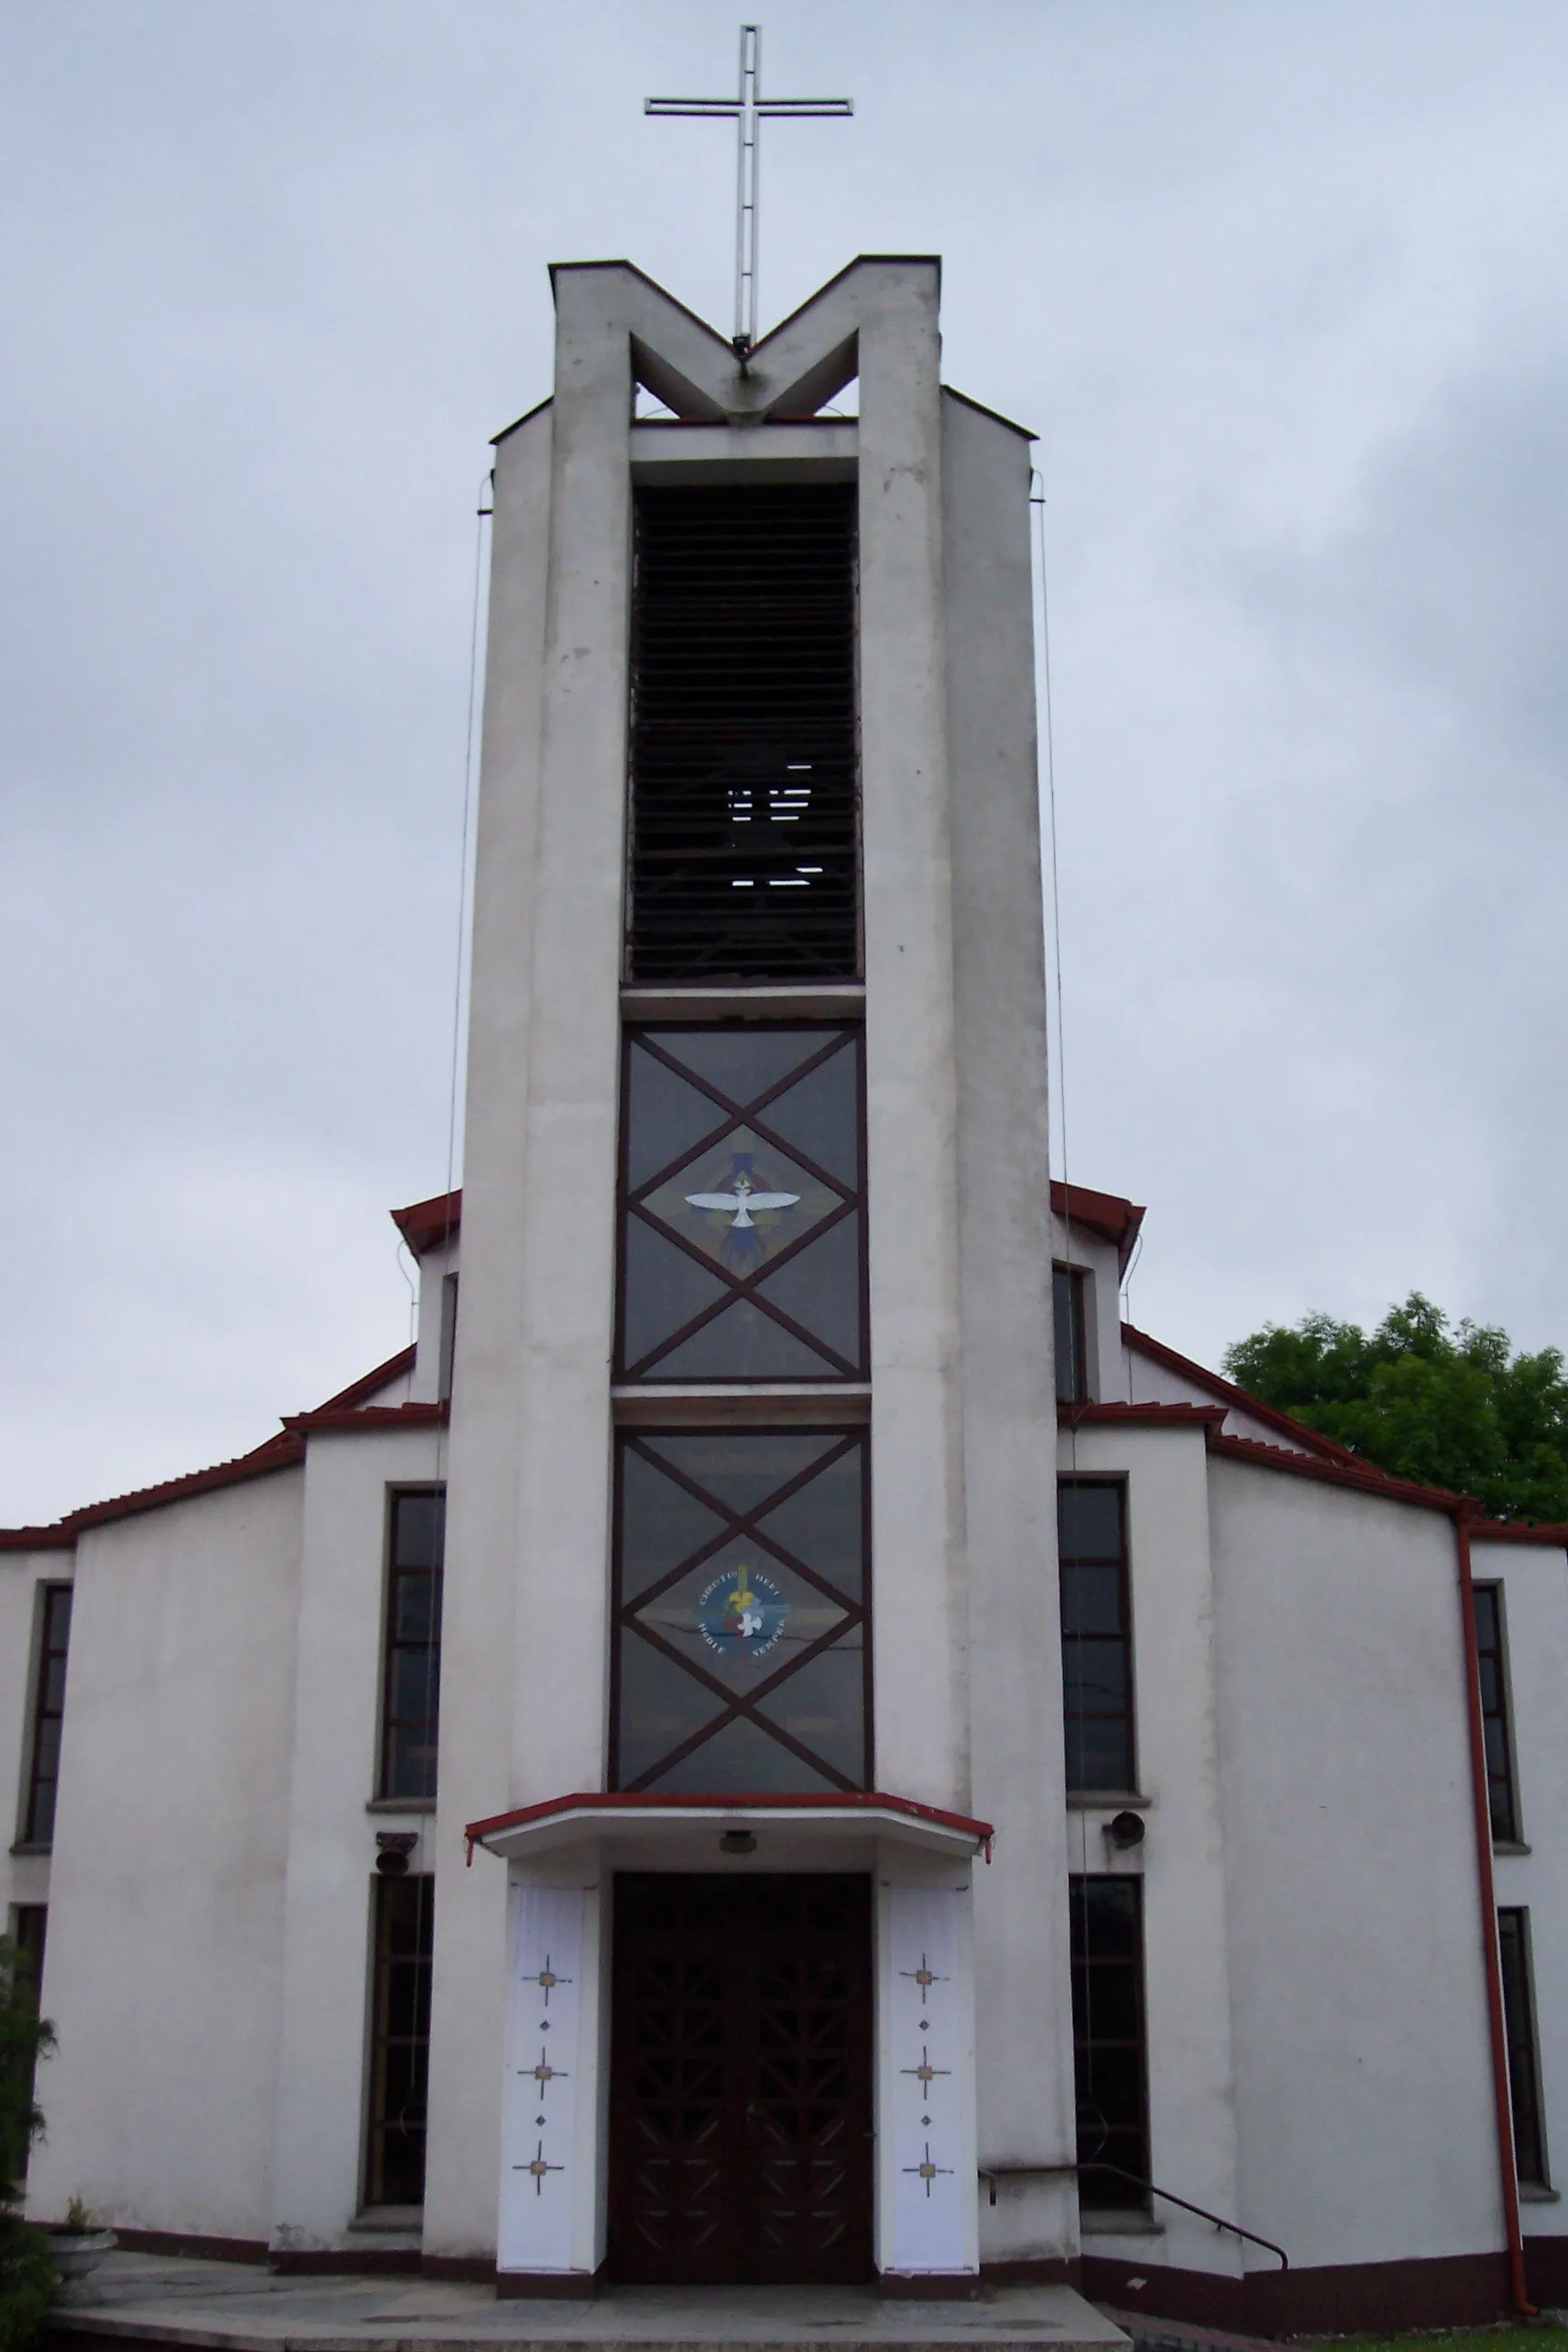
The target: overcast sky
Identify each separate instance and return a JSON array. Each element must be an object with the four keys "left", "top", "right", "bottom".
[{"left": 5, "top": 0, "right": 1568, "bottom": 1525}]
